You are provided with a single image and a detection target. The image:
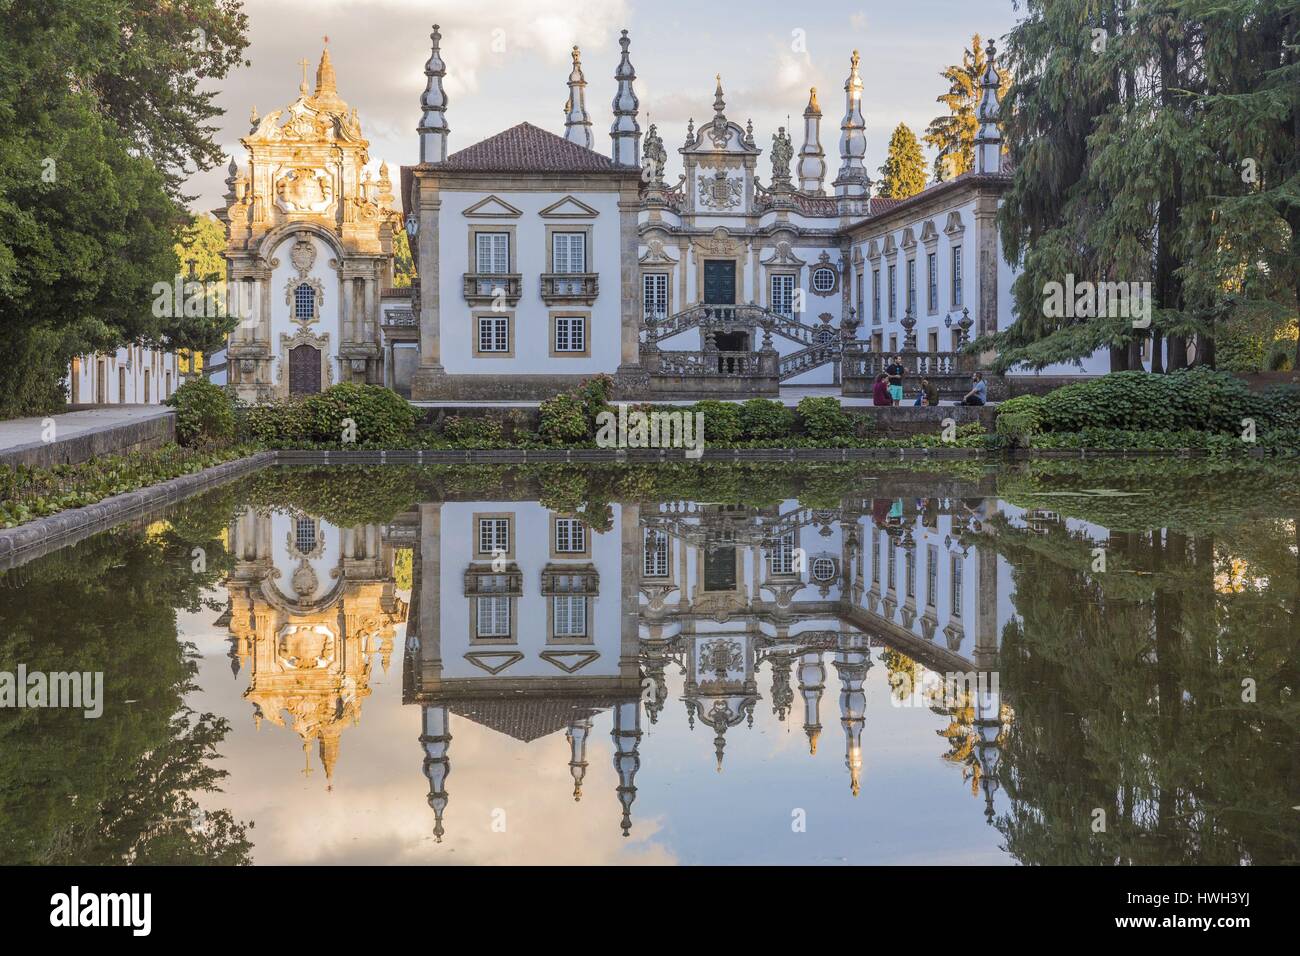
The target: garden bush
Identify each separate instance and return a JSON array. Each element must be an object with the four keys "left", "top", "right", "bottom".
[
  {"left": 796, "top": 396, "right": 855, "bottom": 442},
  {"left": 539, "top": 392, "right": 591, "bottom": 444},
  {"left": 739, "top": 398, "right": 794, "bottom": 441},
  {"left": 1039, "top": 369, "right": 1271, "bottom": 435},
  {"left": 693, "top": 400, "right": 743, "bottom": 444},
  {"left": 994, "top": 394, "right": 1046, "bottom": 448},
  {"left": 165, "top": 378, "right": 235, "bottom": 448},
  {"left": 440, "top": 415, "right": 504, "bottom": 445},
  {"left": 301, "top": 383, "right": 417, "bottom": 446}
]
